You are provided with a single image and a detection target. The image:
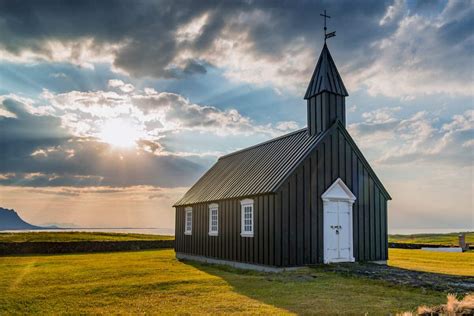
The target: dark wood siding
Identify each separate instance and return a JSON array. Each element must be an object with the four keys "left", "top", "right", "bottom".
[
  {"left": 175, "top": 125, "right": 389, "bottom": 267},
  {"left": 175, "top": 193, "right": 282, "bottom": 266},
  {"left": 307, "top": 92, "right": 346, "bottom": 137},
  {"left": 274, "top": 127, "right": 389, "bottom": 264}
]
